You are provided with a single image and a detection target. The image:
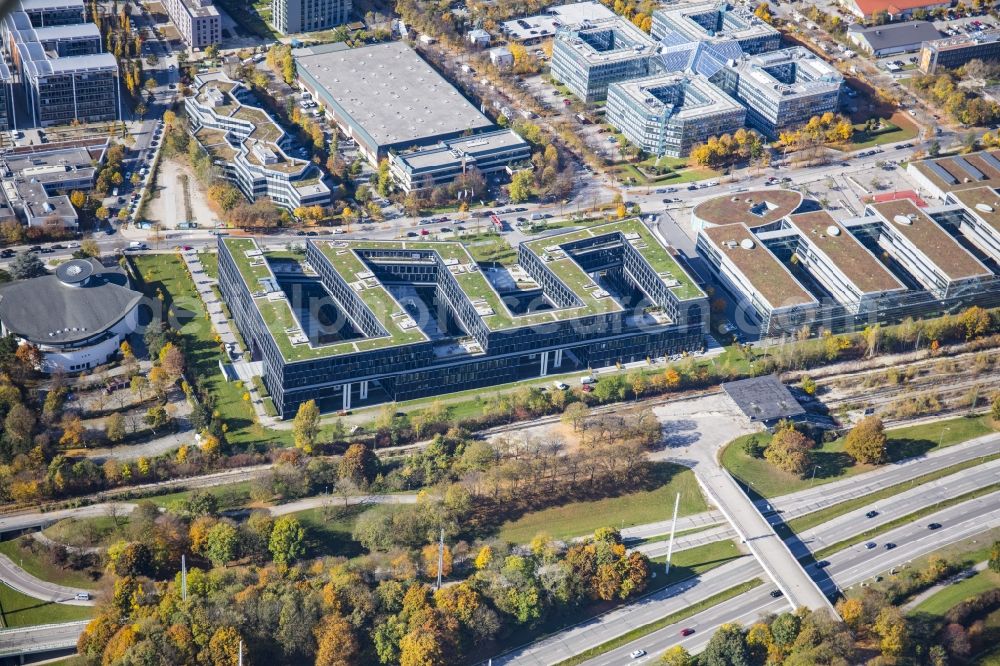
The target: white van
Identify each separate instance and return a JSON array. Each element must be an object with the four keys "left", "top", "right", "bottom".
[
  {"left": 579, "top": 375, "right": 597, "bottom": 385},
  {"left": 128, "top": 241, "right": 147, "bottom": 250}
]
